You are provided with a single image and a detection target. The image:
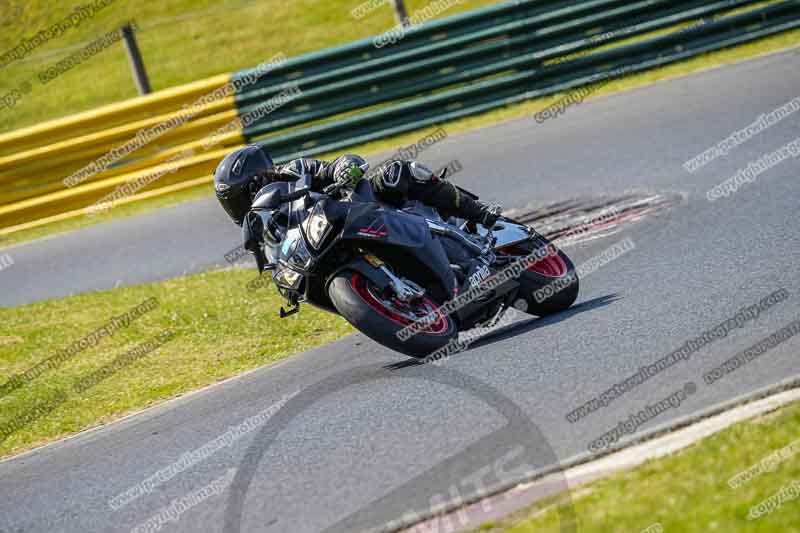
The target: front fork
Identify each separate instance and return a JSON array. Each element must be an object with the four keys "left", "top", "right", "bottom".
[{"left": 362, "top": 253, "right": 426, "bottom": 303}]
